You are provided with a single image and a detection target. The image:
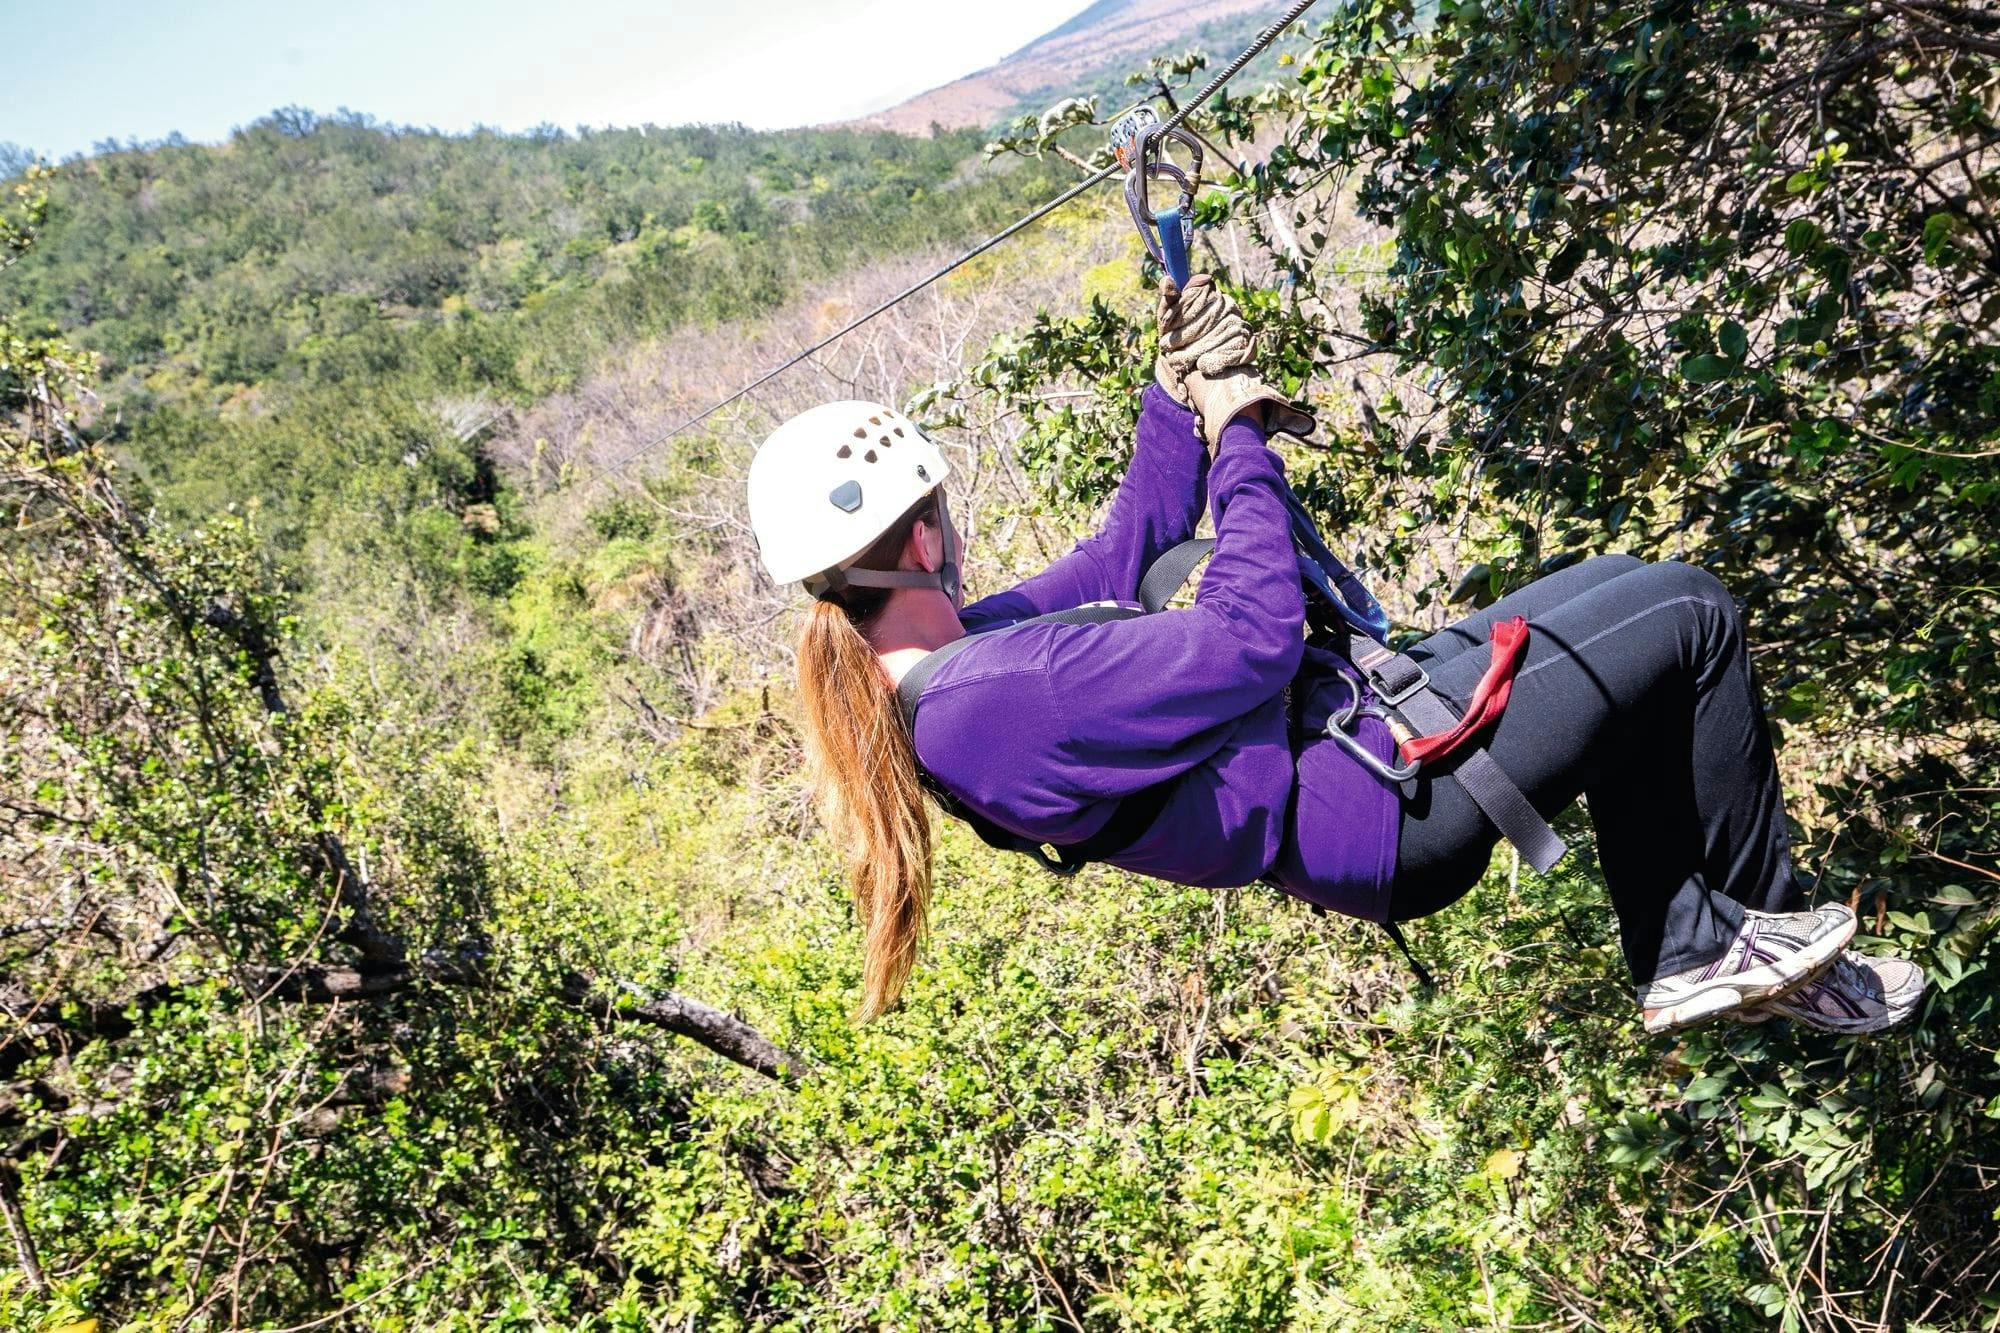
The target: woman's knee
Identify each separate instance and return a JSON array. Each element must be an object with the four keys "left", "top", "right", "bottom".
[
  {"left": 1583, "top": 553, "right": 1647, "bottom": 581},
  {"left": 1652, "top": 560, "right": 1737, "bottom": 612},
  {"left": 1625, "top": 560, "right": 1744, "bottom": 654}
]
